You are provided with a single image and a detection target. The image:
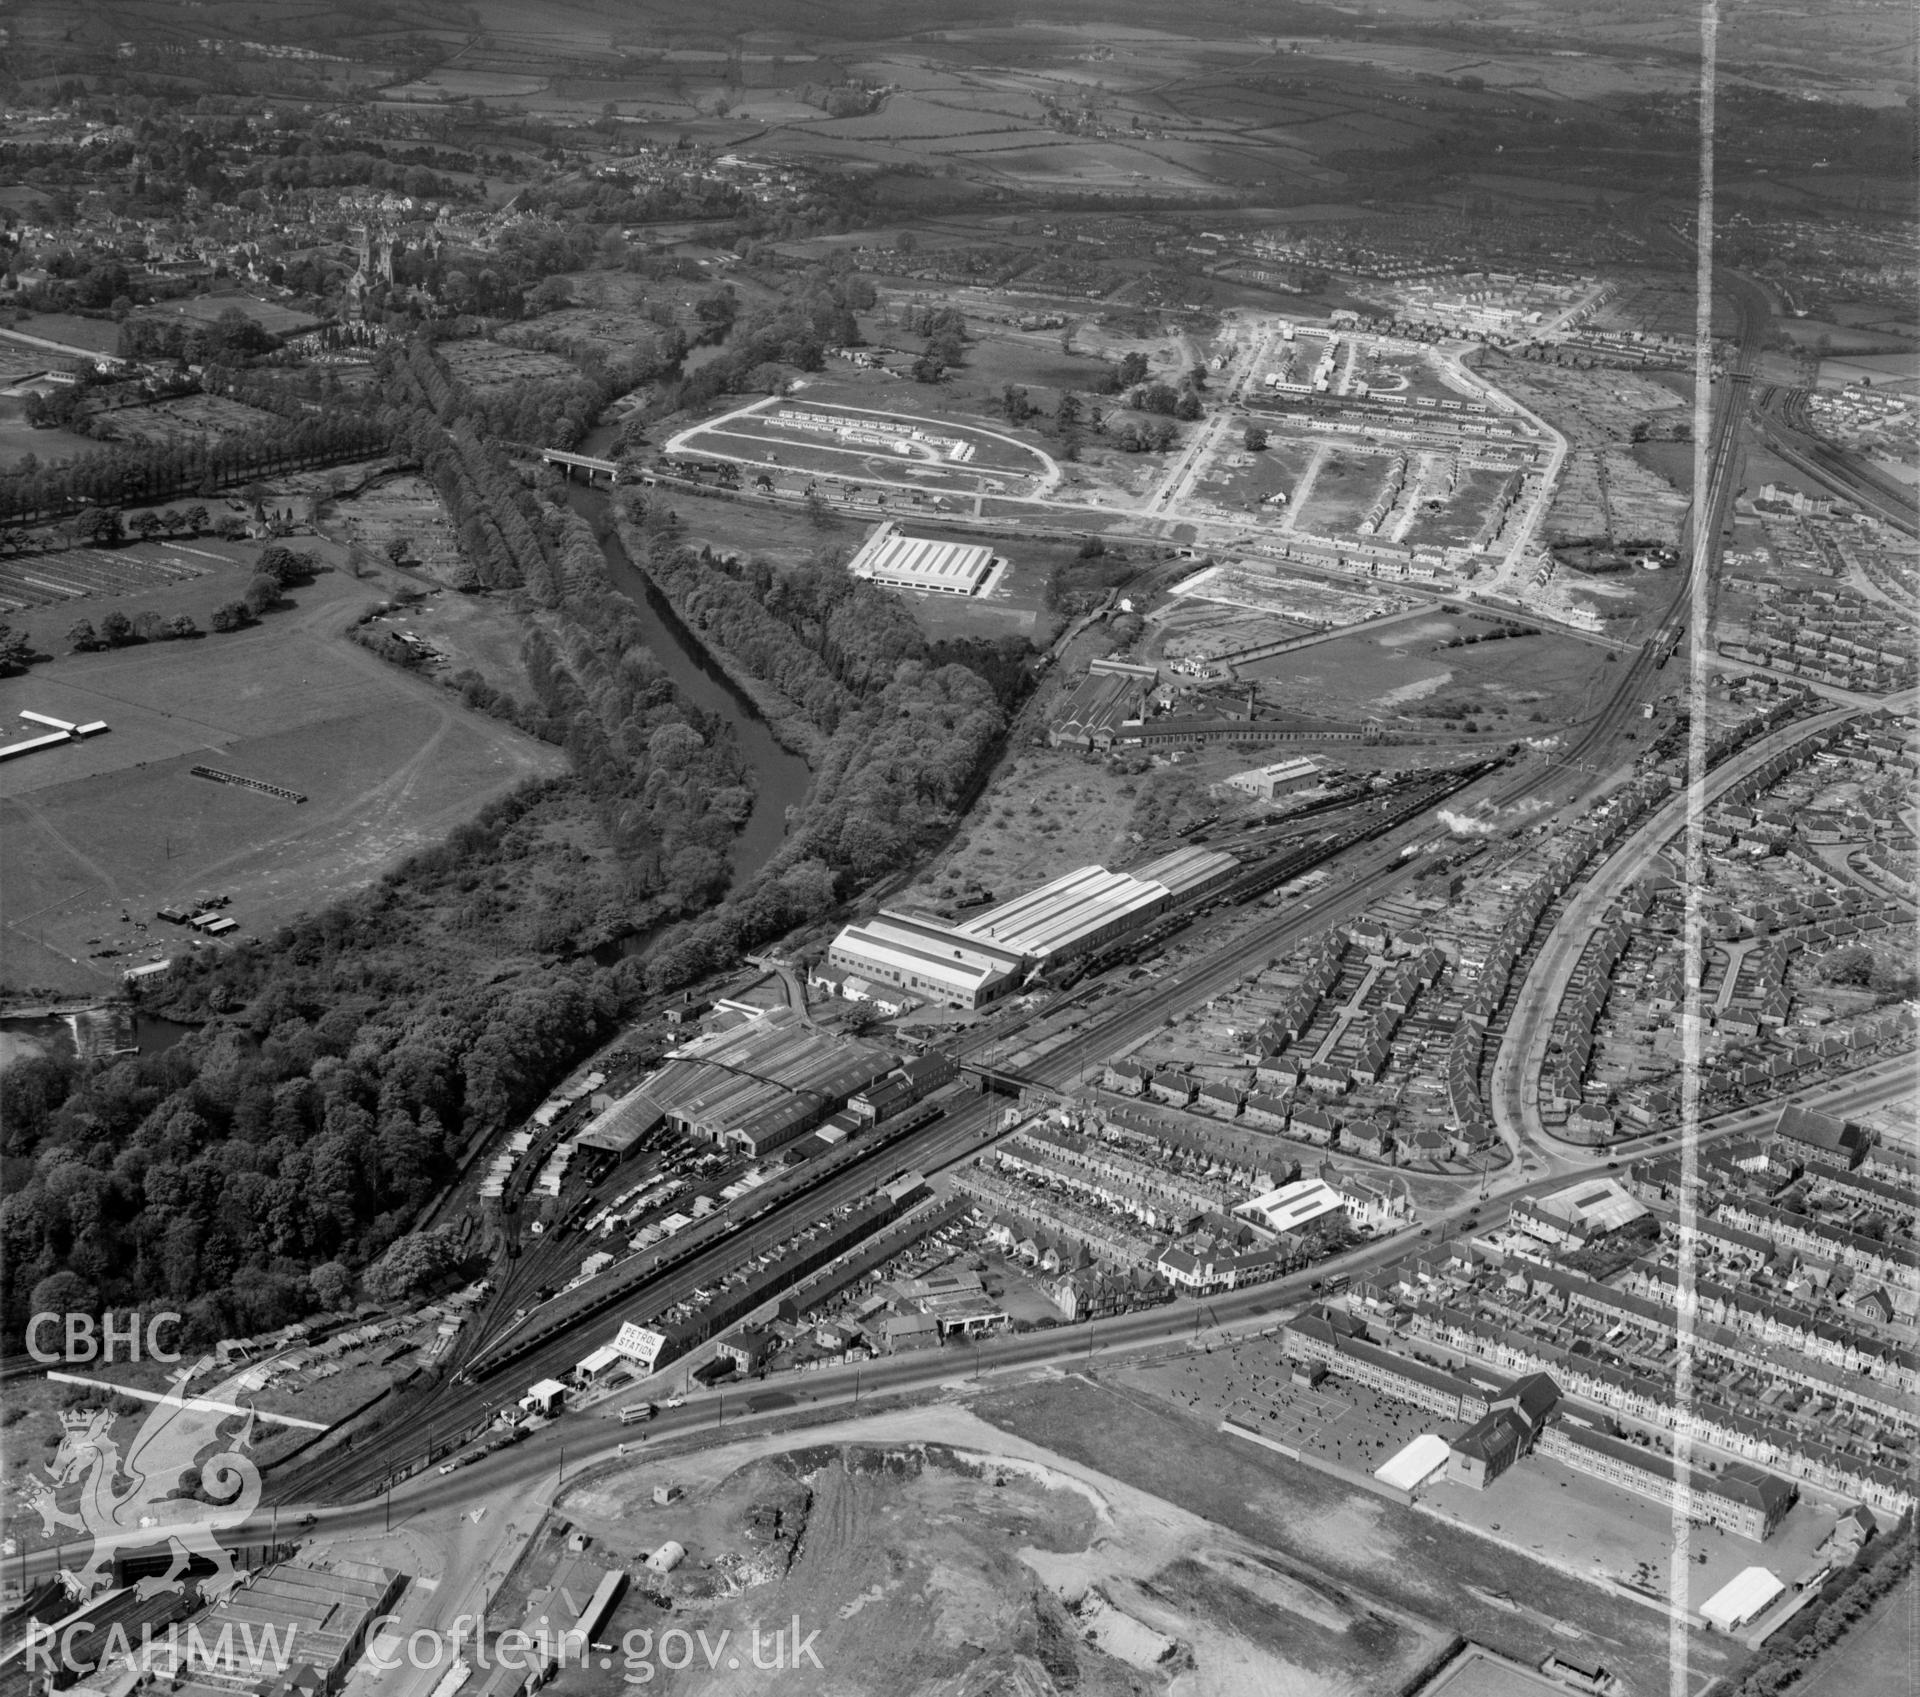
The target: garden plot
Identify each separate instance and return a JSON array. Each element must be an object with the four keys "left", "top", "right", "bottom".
[
  {"left": 93, "top": 393, "right": 284, "bottom": 448},
  {"left": 323, "top": 474, "right": 470, "bottom": 587},
  {"left": 440, "top": 340, "right": 580, "bottom": 390},
  {"left": 0, "top": 539, "right": 235, "bottom": 613}
]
